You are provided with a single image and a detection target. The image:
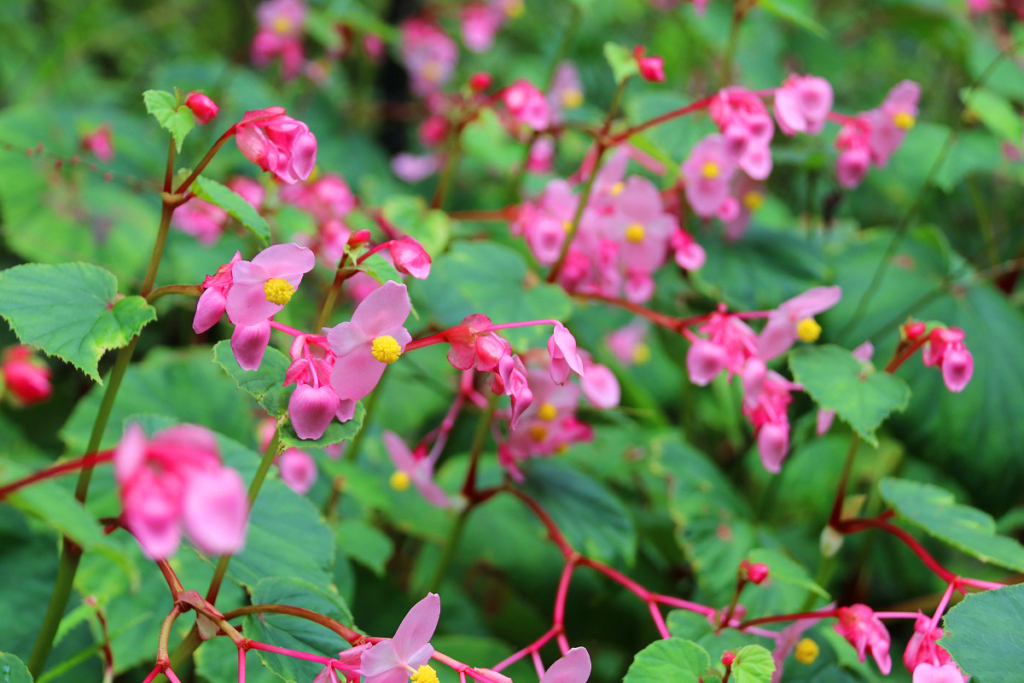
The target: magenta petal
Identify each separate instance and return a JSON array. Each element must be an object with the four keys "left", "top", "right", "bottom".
[
  {"left": 758, "top": 423, "right": 790, "bottom": 473},
  {"left": 686, "top": 339, "right": 727, "bottom": 386},
  {"left": 580, "top": 364, "right": 620, "bottom": 409},
  {"left": 231, "top": 321, "right": 272, "bottom": 370},
  {"left": 784, "top": 285, "right": 842, "bottom": 318},
  {"left": 330, "top": 346, "right": 386, "bottom": 401},
  {"left": 383, "top": 431, "right": 417, "bottom": 472},
  {"left": 327, "top": 322, "right": 370, "bottom": 356},
  {"left": 757, "top": 314, "right": 797, "bottom": 361},
  {"left": 193, "top": 287, "right": 227, "bottom": 333},
  {"left": 289, "top": 384, "right": 341, "bottom": 439},
  {"left": 392, "top": 593, "right": 440, "bottom": 661},
  {"left": 290, "top": 130, "right": 318, "bottom": 182},
  {"left": 227, "top": 281, "right": 282, "bottom": 327},
  {"left": 252, "top": 243, "right": 316, "bottom": 278},
  {"left": 412, "top": 461, "right": 450, "bottom": 508},
  {"left": 941, "top": 348, "right": 973, "bottom": 393},
  {"left": 541, "top": 647, "right": 592, "bottom": 683},
  {"left": 336, "top": 399, "right": 357, "bottom": 422},
  {"left": 361, "top": 641, "right": 403, "bottom": 677},
  {"left": 350, "top": 281, "right": 412, "bottom": 337},
  {"left": 183, "top": 467, "right": 248, "bottom": 554},
  {"left": 278, "top": 449, "right": 317, "bottom": 494},
  {"left": 114, "top": 422, "right": 148, "bottom": 484}
]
